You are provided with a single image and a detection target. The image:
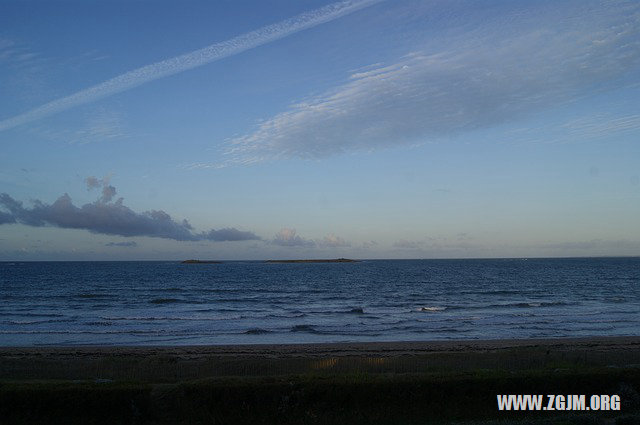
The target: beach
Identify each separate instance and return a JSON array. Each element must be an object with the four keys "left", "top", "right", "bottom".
[
  {"left": 2, "top": 337, "right": 639, "bottom": 424},
  {"left": 2, "top": 336, "right": 640, "bottom": 381}
]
